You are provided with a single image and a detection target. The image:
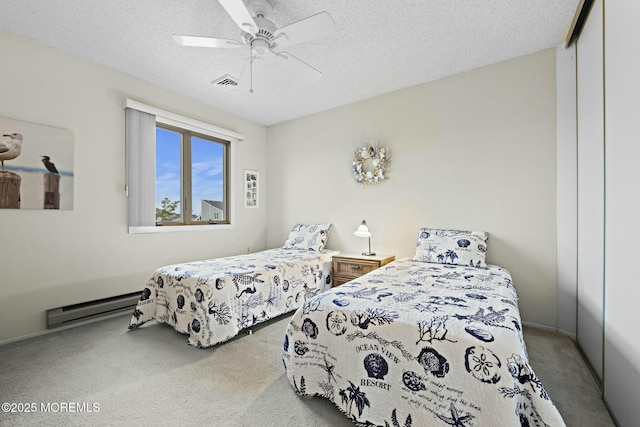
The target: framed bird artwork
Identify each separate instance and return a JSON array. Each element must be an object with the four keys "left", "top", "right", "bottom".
[{"left": 0, "top": 116, "right": 74, "bottom": 210}]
